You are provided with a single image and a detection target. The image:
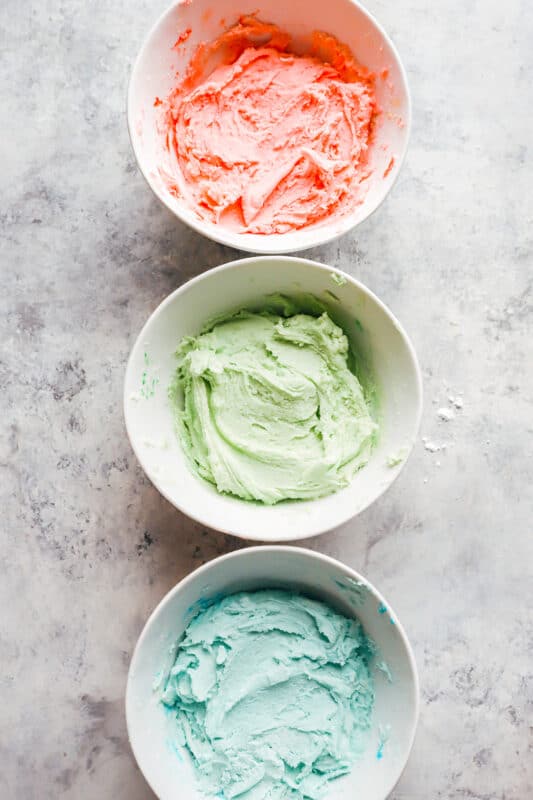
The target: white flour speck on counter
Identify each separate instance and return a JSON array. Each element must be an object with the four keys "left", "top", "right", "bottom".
[{"left": 437, "top": 407, "right": 455, "bottom": 421}]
